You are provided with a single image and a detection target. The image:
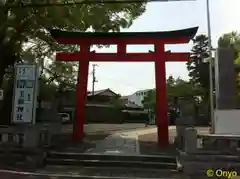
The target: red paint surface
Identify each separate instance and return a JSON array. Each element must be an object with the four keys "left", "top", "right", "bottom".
[
  {"left": 56, "top": 52, "right": 189, "bottom": 62},
  {"left": 52, "top": 33, "right": 194, "bottom": 147},
  {"left": 155, "top": 43, "right": 169, "bottom": 147},
  {"left": 73, "top": 45, "right": 89, "bottom": 141}
]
